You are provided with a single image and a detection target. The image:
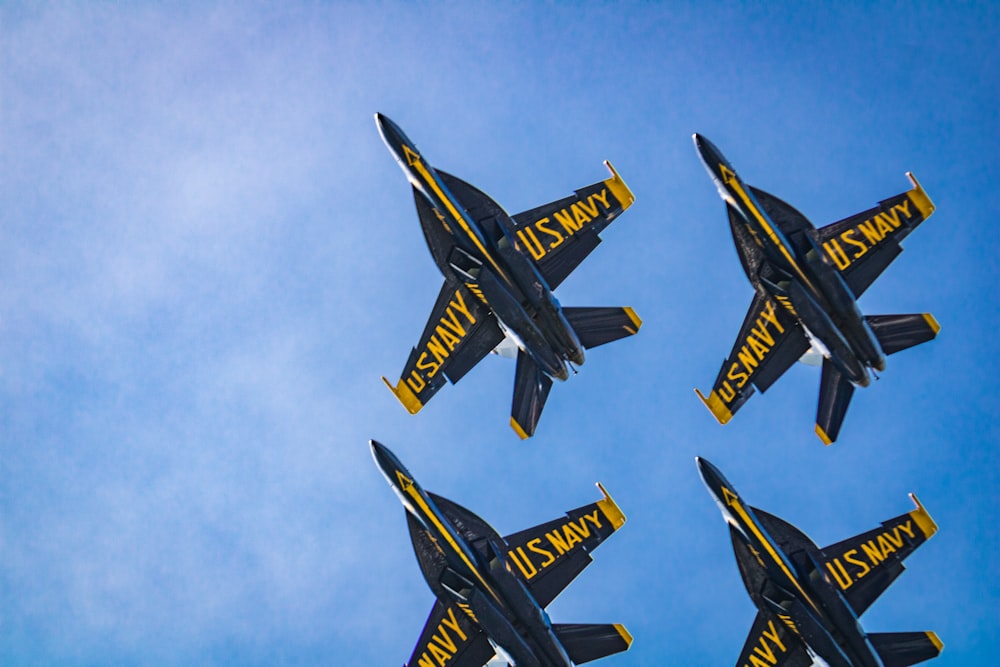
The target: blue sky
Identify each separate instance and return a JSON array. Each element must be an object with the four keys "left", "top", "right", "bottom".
[{"left": 1, "top": 2, "right": 997, "bottom": 665}]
